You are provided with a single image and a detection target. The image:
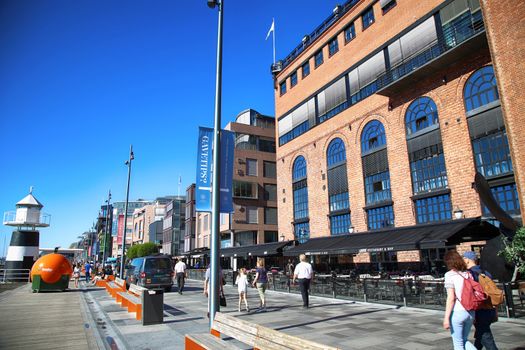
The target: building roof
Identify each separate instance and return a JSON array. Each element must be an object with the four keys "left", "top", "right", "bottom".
[{"left": 16, "top": 193, "right": 43, "bottom": 208}]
